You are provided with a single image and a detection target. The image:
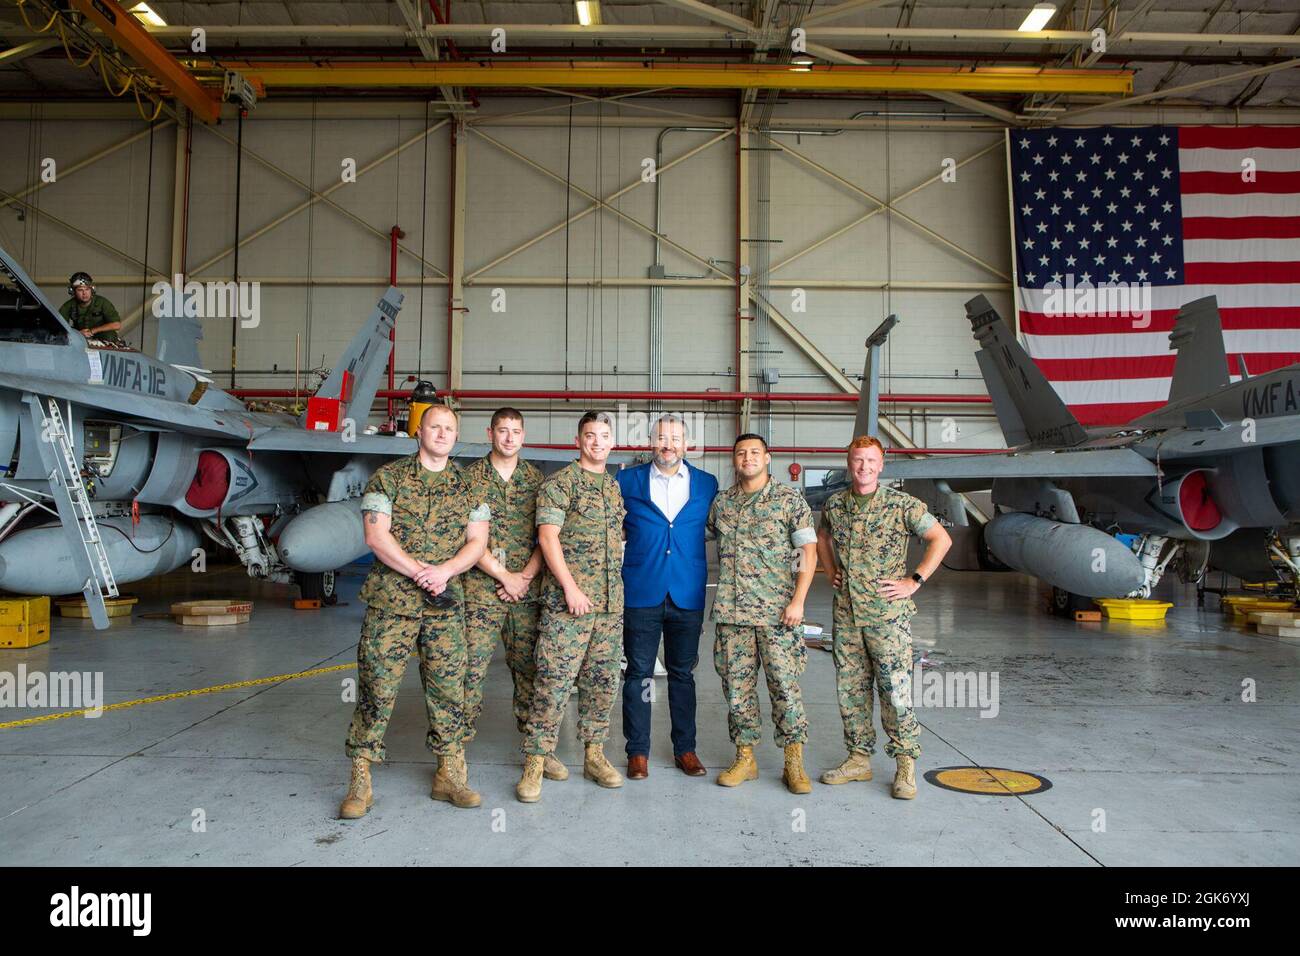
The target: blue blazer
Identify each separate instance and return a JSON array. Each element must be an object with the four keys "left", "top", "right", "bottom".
[{"left": 617, "top": 461, "right": 718, "bottom": 610}]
